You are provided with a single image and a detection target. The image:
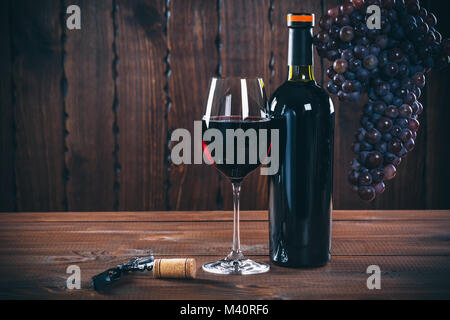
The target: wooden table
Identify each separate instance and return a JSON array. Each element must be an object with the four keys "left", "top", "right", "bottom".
[{"left": 0, "top": 210, "right": 449, "bottom": 299}]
